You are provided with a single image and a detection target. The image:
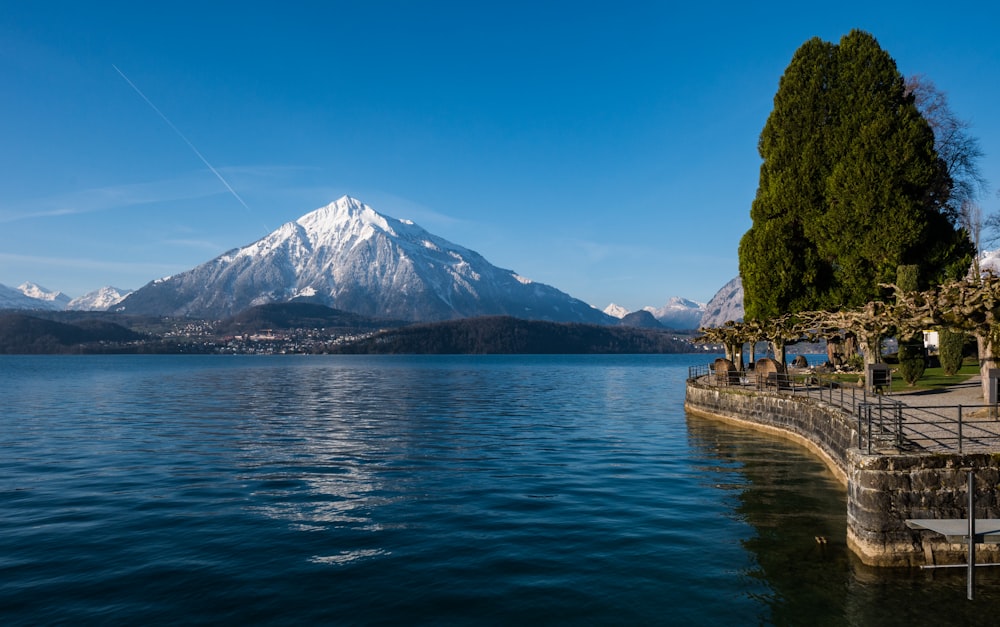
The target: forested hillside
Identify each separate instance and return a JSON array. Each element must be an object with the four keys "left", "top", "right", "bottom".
[{"left": 333, "top": 316, "right": 695, "bottom": 354}]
